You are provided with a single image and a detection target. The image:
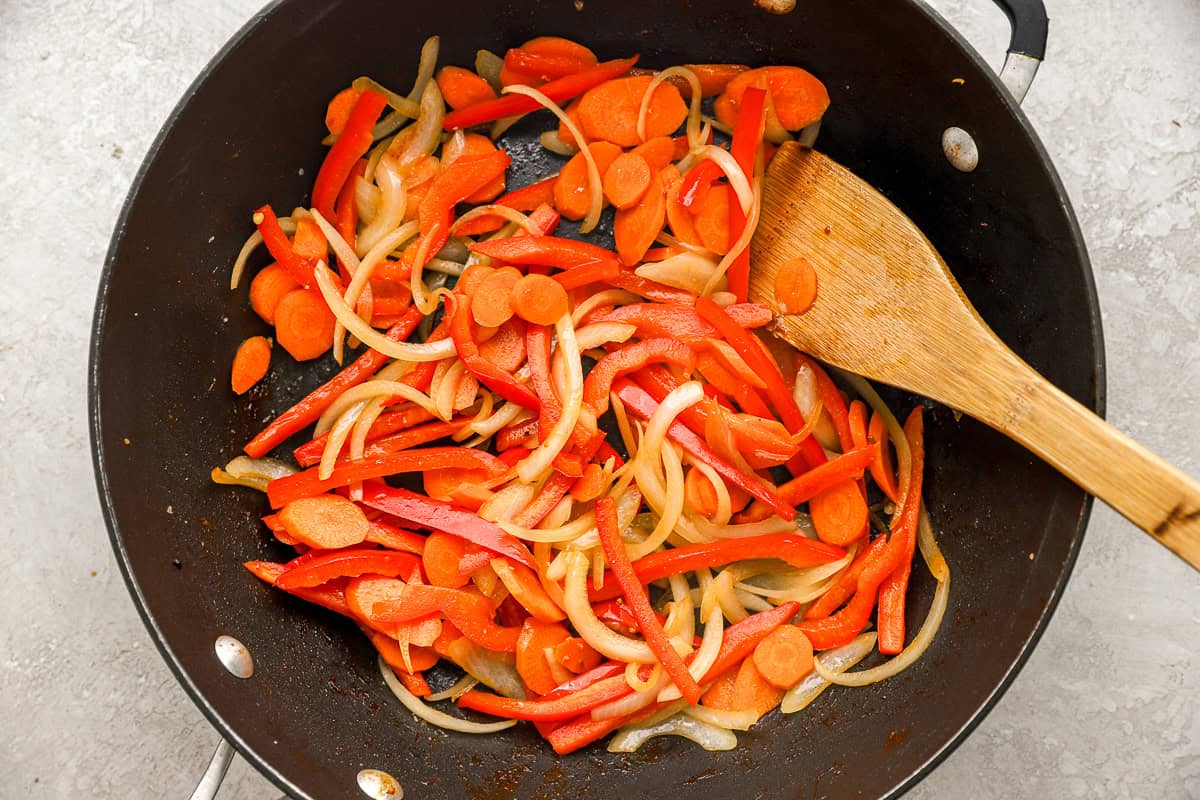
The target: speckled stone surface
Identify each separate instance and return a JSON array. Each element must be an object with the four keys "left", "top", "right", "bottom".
[{"left": 1, "top": 1, "right": 1196, "bottom": 797}]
